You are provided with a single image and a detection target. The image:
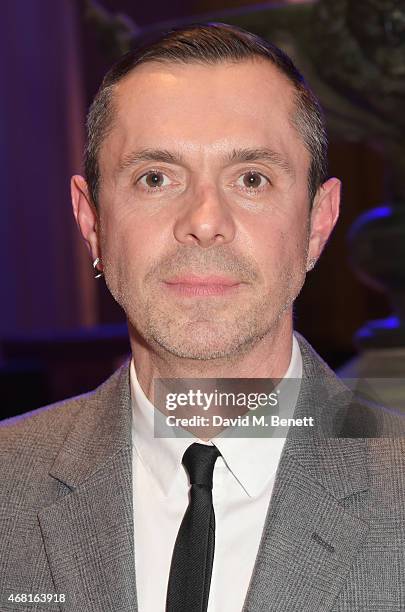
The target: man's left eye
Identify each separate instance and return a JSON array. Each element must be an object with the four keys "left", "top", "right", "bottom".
[{"left": 236, "top": 171, "right": 270, "bottom": 191}]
